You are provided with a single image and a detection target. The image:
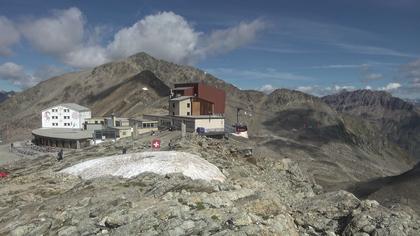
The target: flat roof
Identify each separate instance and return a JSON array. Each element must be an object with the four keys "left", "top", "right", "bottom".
[
  {"left": 109, "top": 126, "right": 132, "bottom": 130},
  {"left": 42, "top": 103, "right": 90, "bottom": 112},
  {"left": 129, "top": 118, "right": 158, "bottom": 122},
  {"left": 172, "top": 87, "right": 193, "bottom": 90},
  {"left": 170, "top": 96, "right": 193, "bottom": 101},
  {"left": 32, "top": 128, "right": 92, "bottom": 140},
  {"left": 145, "top": 114, "right": 224, "bottom": 120}
]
